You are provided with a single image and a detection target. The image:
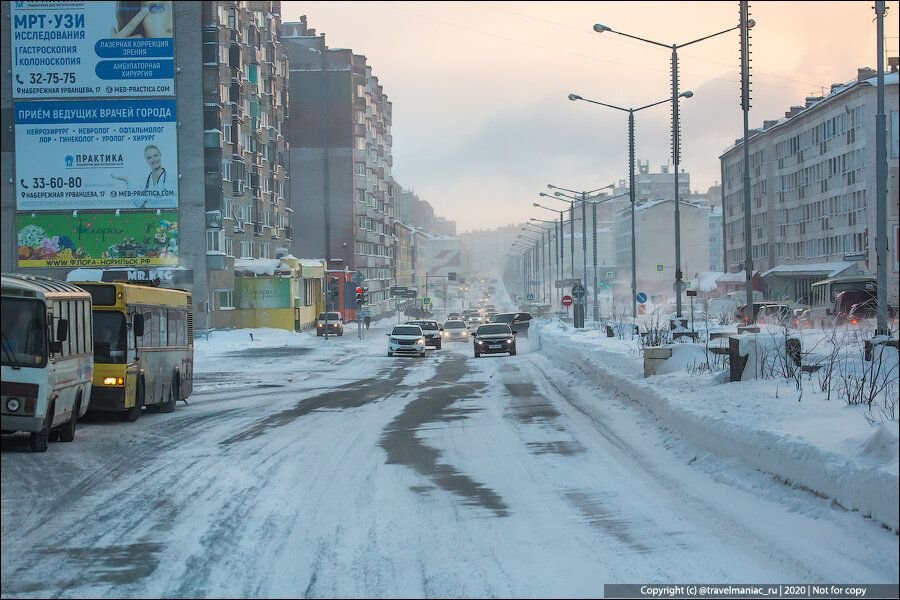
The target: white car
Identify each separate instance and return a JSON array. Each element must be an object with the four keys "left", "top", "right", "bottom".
[
  {"left": 442, "top": 320, "right": 470, "bottom": 341},
  {"left": 387, "top": 325, "right": 426, "bottom": 357}
]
